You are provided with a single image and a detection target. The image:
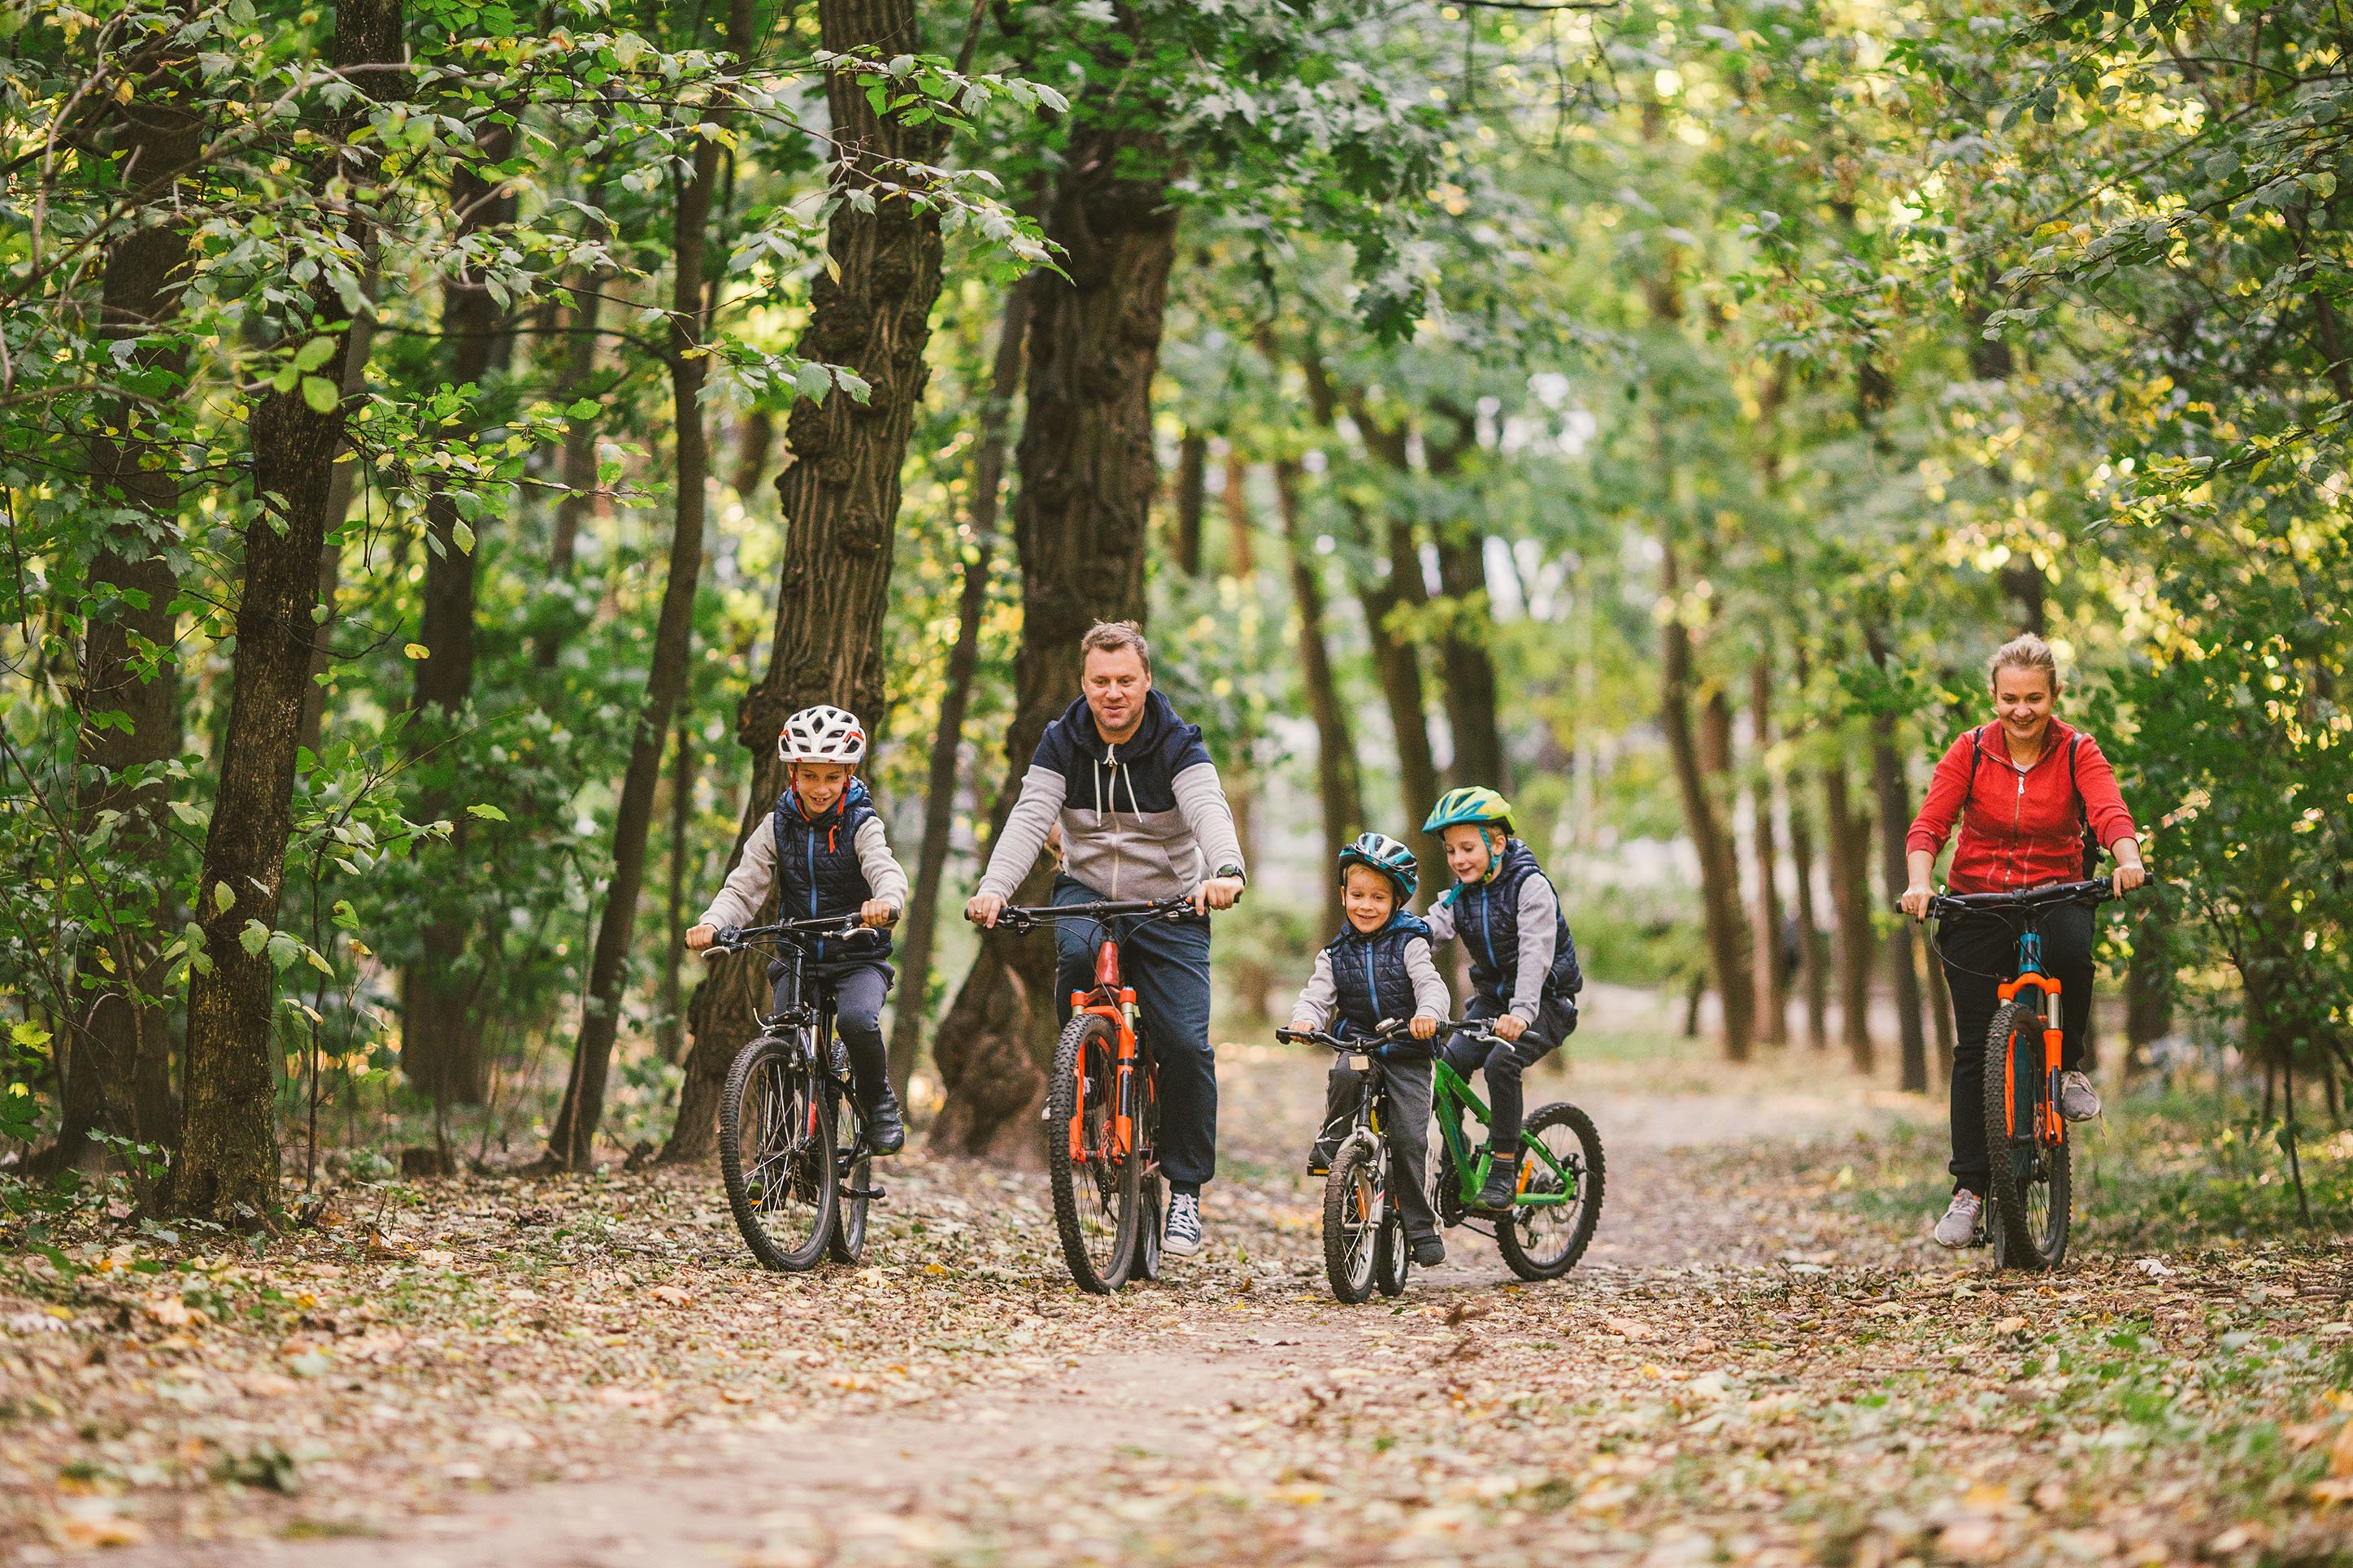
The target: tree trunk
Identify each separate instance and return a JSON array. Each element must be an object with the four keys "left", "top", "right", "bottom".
[
  {"left": 1749, "top": 653, "right": 1787, "bottom": 1046},
  {"left": 402, "top": 129, "right": 518, "bottom": 1109},
  {"left": 662, "top": 0, "right": 949, "bottom": 1164},
  {"left": 1659, "top": 536, "right": 1755, "bottom": 1058},
  {"left": 1274, "top": 456, "right": 1364, "bottom": 936},
  {"left": 659, "top": 715, "right": 696, "bottom": 1065},
  {"left": 1868, "top": 716, "right": 1929, "bottom": 1093},
  {"left": 296, "top": 257, "right": 380, "bottom": 759},
  {"left": 885, "top": 281, "right": 1027, "bottom": 1099},
  {"left": 170, "top": 0, "right": 407, "bottom": 1222},
  {"left": 1171, "top": 428, "right": 1207, "bottom": 575},
  {"left": 49, "top": 51, "right": 203, "bottom": 1173},
  {"left": 536, "top": 262, "right": 611, "bottom": 662},
  {"left": 1220, "top": 454, "right": 1255, "bottom": 575},
  {"left": 930, "top": 122, "right": 1178, "bottom": 1161},
  {"left": 2124, "top": 893, "right": 2175, "bottom": 1073},
  {"left": 1787, "top": 777, "right": 1829, "bottom": 1050},
  {"left": 546, "top": 16, "right": 743, "bottom": 1171},
  {"left": 1822, "top": 757, "right": 1875, "bottom": 1072},
  {"left": 1433, "top": 524, "right": 1507, "bottom": 792}
]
